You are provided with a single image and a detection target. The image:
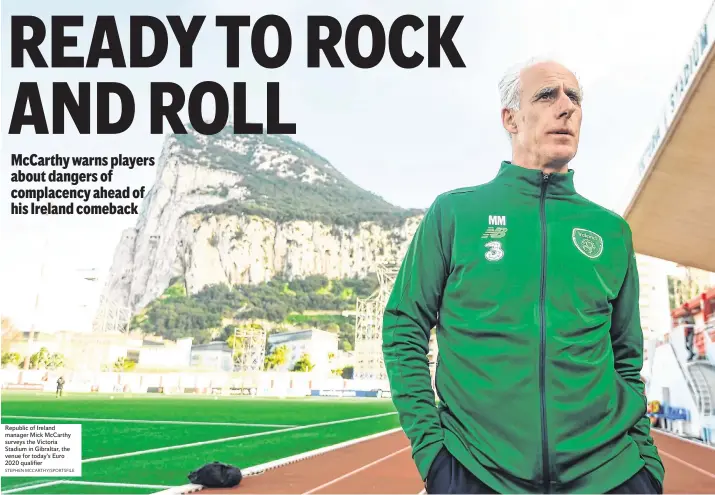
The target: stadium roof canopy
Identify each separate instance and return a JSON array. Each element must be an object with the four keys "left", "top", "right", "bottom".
[{"left": 621, "top": 3, "right": 715, "bottom": 272}]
